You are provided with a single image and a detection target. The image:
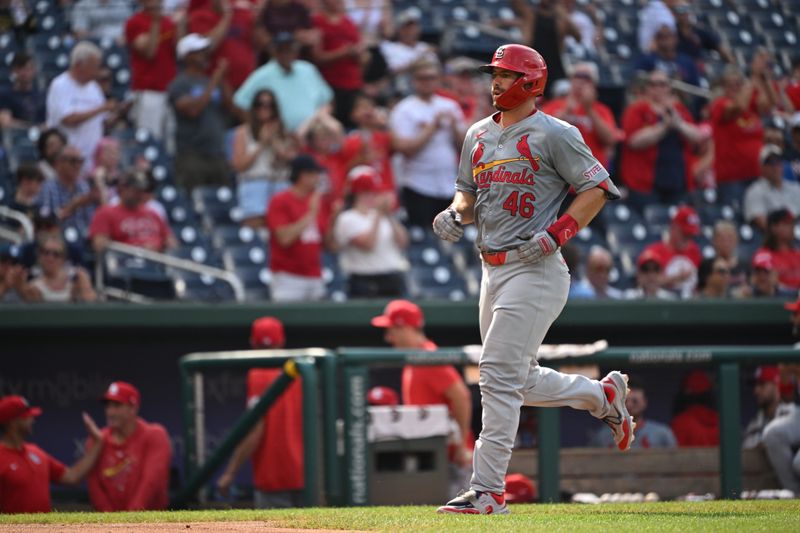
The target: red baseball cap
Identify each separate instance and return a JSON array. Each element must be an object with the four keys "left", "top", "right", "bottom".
[
  {"left": 683, "top": 370, "right": 712, "bottom": 395},
  {"left": 347, "top": 165, "right": 380, "bottom": 195},
  {"left": 367, "top": 386, "right": 399, "bottom": 406},
  {"left": 504, "top": 473, "right": 537, "bottom": 503},
  {"left": 0, "top": 395, "right": 42, "bottom": 423},
  {"left": 371, "top": 299, "right": 424, "bottom": 328},
  {"left": 672, "top": 206, "right": 700, "bottom": 236},
  {"left": 637, "top": 248, "right": 663, "bottom": 269},
  {"left": 102, "top": 381, "right": 141, "bottom": 407},
  {"left": 754, "top": 366, "right": 780, "bottom": 385},
  {"left": 752, "top": 251, "right": 774, "bottom": 271},
  {"left": 250, "top": 316, "right": 286, "bottom": 348}
]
